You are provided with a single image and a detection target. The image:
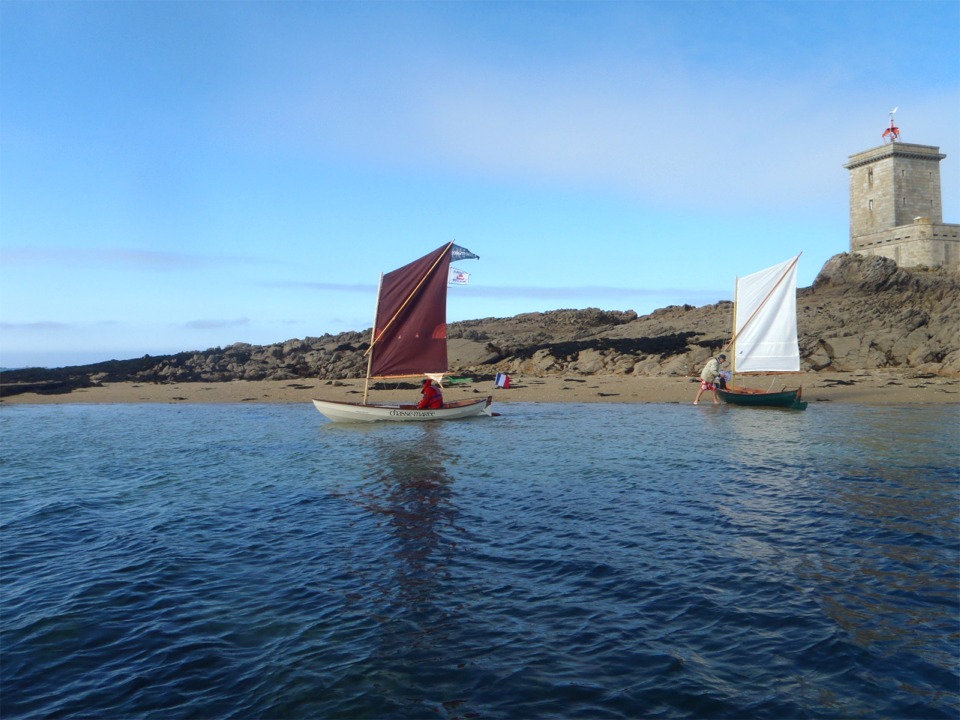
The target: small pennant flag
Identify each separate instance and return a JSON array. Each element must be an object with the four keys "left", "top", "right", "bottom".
[
  {"left": 448, "top": 267, "right": 470, "bottom": 285},
  {"left": 495, "top": 372, "right": 511, "bottom": 389},
  {"left": 451, "top": 244, "right": 480, "bottom": 261}
]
